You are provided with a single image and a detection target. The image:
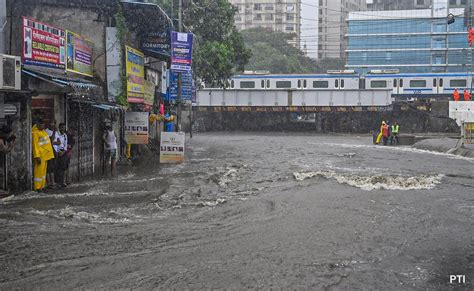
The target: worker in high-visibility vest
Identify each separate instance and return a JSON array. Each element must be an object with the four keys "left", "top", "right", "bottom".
[
  {"left": 464, "top": 89, "right": 471, "bottom": 101},
  {"left": 391, "top": 122, "right": 400, "bottom": 145},
  {"left": 32, "top": 119, "right": 55, "bottom": 192},
  {"left": 453, "top": 88, "right": 460, "bottom": 101}
]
